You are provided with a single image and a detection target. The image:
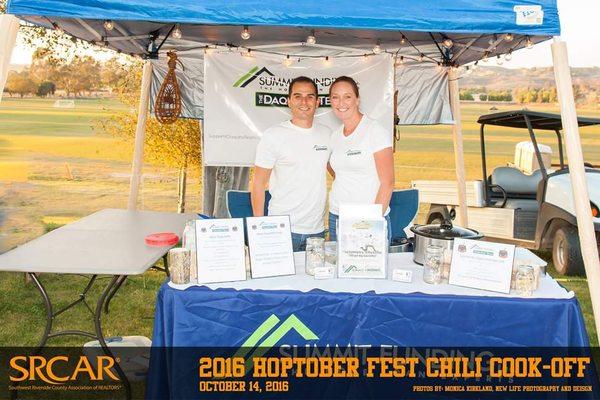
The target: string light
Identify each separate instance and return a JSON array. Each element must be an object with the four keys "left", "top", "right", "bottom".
[
  {"left": 525, "top": 36, "right": 533, "bottom": 49},
  {"left": 437, "top": 62, "right": 442, "bottom": 69},
  {"left": 283, "top": 54, "right": 292, "bottom": 66},
  {"left": 505, "top": 51, "right": 513, "bottom": 61},
  {"left": 442, "top": 38, "right": 453, "bottom": 49},
  {"left": 400, "top": 34, "right": 406, "bottom": 45},
  {"left": 488, "top": 34, "right": 497, "bottom": 46},
  {"left": 495, "top": 55, "right": 503, "bottom": 65},
  {"left": 241, "top": 26, "right": 251, "bottom": 40},
  {"left": 103, "top": 20, "right": 114, "bottom": 31},
  {"left": 418, "top": 53, "right": 424, "bottom": 62},
  {"left": 472, "top": 61, "right": 479, "bottom": 70},
  {"left": 504, "top": 33, "right": 514, "bottom": 42},
  {"left": 324, "top": 56, "right": 331, "bottom": 65},
  {"left": 306, "top": 30, "right": 316, "bottom": 45},
  {"left": 243, "top": 48, "right": 252, "bottom": 57},
  {"left": 373, "top": 40, "right": 382, "bottom": 54},
  {"left": 363, "top": 54, "right": 369, "bottom": 61},
  {"left": 172, "top": 24, "right": 182, "bottom": 39},
  {"left": 398, "top": 55, "right": 404, "bottom": 65},
  {"left": 482, "top": 51, "right": 489, "bottom": 62}
]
